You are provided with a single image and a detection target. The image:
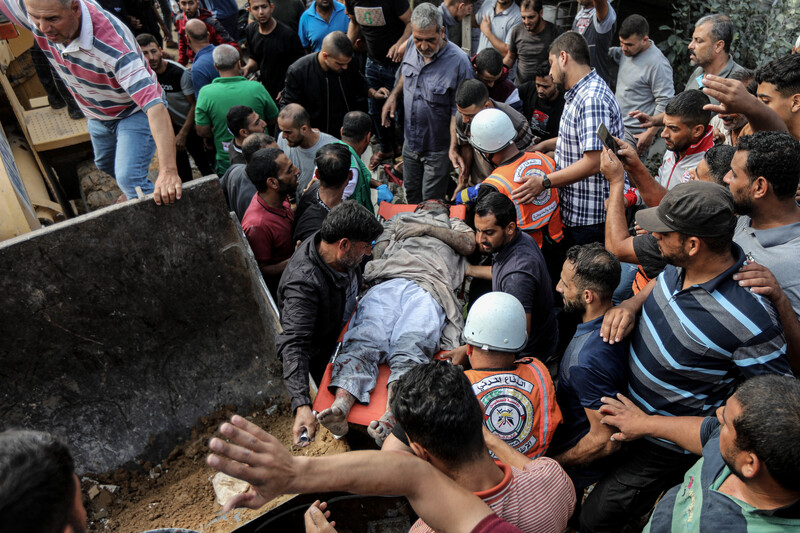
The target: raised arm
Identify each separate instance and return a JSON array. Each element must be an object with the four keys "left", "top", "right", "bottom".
[
  {"left": 207, "top": 415, "right": 497, "bottom": 533},
  {"left": 600, "top": 146, "right": 638, "bottom": 263}
]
